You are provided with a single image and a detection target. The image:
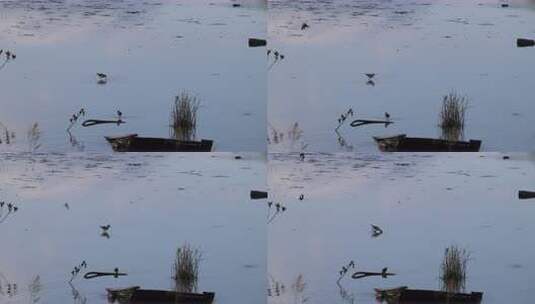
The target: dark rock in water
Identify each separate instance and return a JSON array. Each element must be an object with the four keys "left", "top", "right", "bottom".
[{"left": 250, "top": 190, "right": 268, "bottom": 199}]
